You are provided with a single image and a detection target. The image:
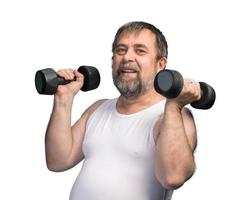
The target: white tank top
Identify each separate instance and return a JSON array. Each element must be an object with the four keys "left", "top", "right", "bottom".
[{"left": 70, "top": 98, "right": 173, "bottom": 200}]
